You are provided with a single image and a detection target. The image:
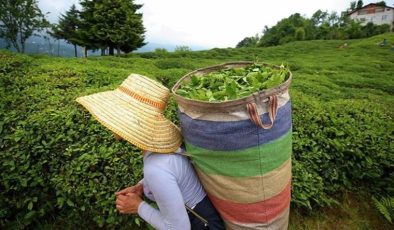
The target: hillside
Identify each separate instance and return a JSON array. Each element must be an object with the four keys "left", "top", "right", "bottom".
[{"left": 1, "top": 33, "right": 393, "bottom": 229}]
